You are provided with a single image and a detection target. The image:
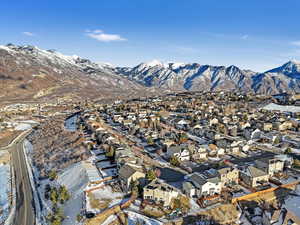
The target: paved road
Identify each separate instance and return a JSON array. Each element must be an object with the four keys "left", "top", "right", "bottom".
[{"left": 10, "top": 138, "right": 35, "bottom": 225}]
